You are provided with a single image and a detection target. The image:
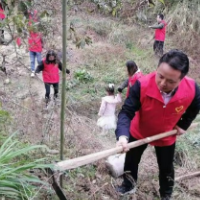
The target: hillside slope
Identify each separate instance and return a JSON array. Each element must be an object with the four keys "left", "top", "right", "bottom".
[{"left": 0, "top": 9, "right": 200, "bottom": 200}]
